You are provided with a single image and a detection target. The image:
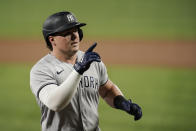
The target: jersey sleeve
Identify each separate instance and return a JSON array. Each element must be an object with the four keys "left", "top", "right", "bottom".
[
  {"left": 30, "top": 65, "right": 57, "bottom": 99},
  {"left": 98, "top": 61, "right": 108, "bottom": 86}
]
